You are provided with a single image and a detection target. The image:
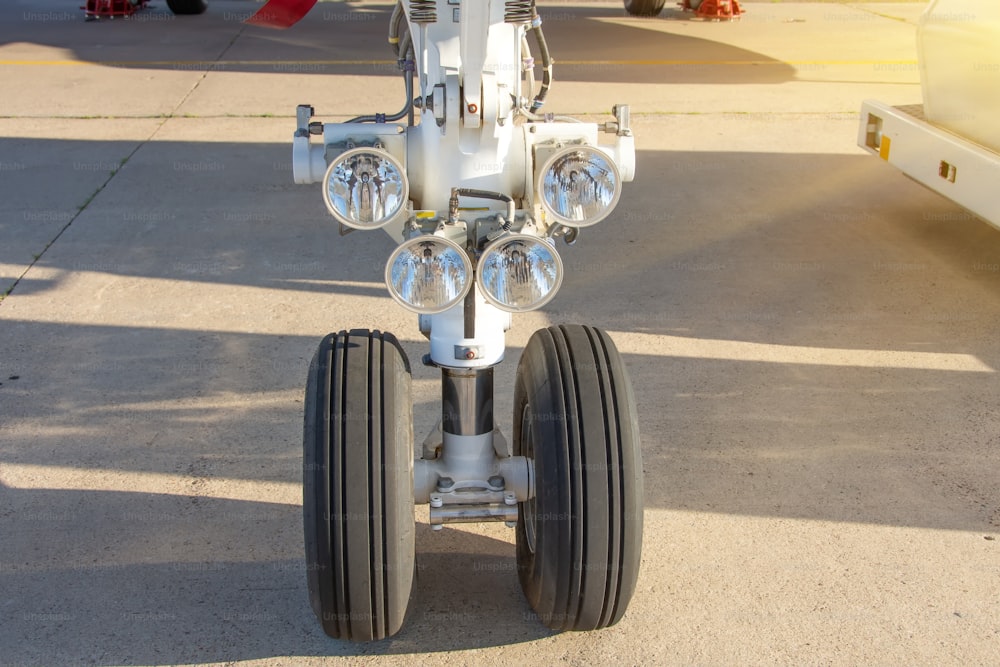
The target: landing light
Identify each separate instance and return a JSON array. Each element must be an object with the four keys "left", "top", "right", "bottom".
[
  {"left": 323, "top": 148, "right": 408, "bottom": 230},
  {"left": 385, "top": 235, "right": 473, "bottom": 314}
]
